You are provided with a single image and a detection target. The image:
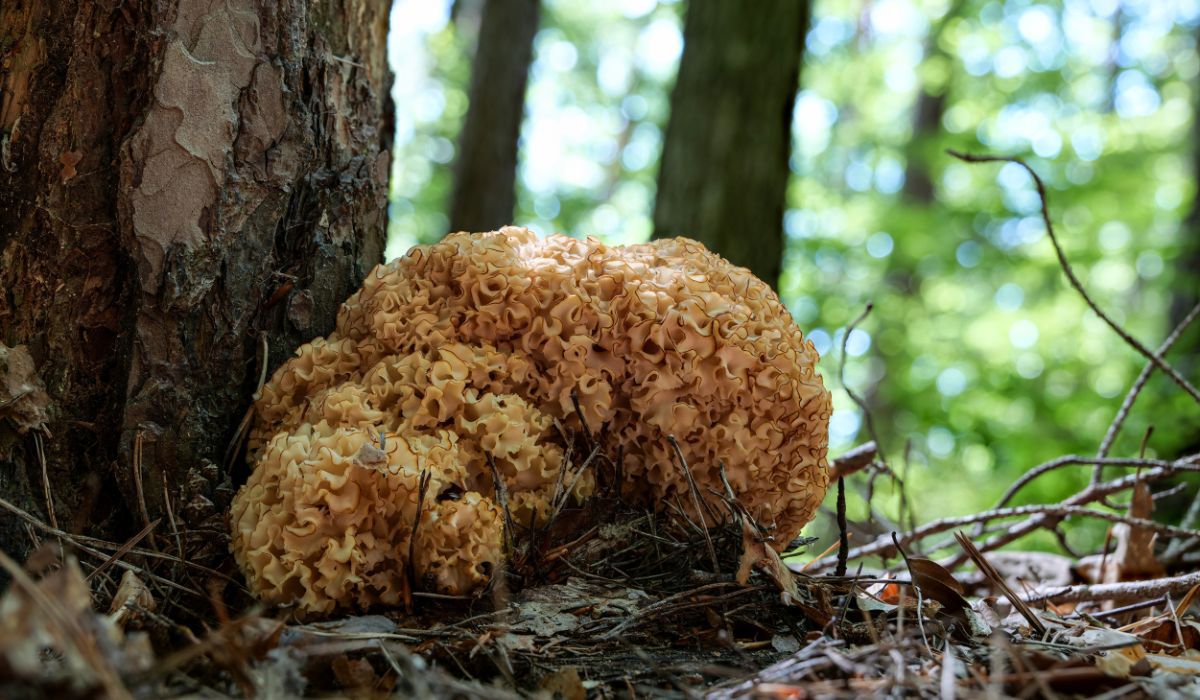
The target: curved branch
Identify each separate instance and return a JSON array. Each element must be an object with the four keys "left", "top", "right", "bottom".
[{"left": 947, "top": 150, "right": 1200, "bottom": 406}]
